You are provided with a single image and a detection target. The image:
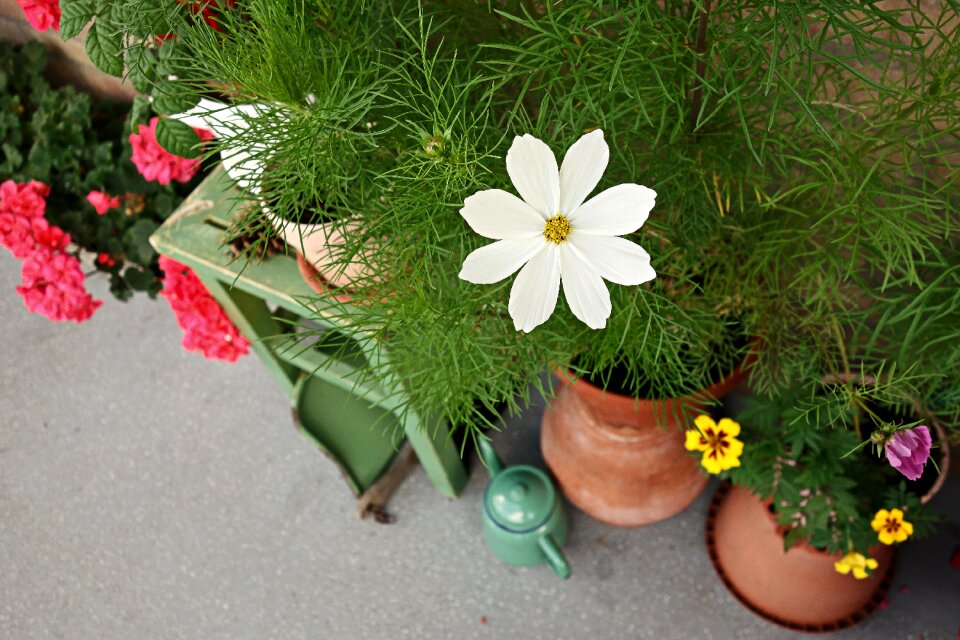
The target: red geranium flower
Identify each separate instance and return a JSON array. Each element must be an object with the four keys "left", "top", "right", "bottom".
[
  {"left": 159, "top": 256, "right": 250, "bottom": 362},
  {"left": 15, "top": 0, "right": 60, "bottom": 32}
]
